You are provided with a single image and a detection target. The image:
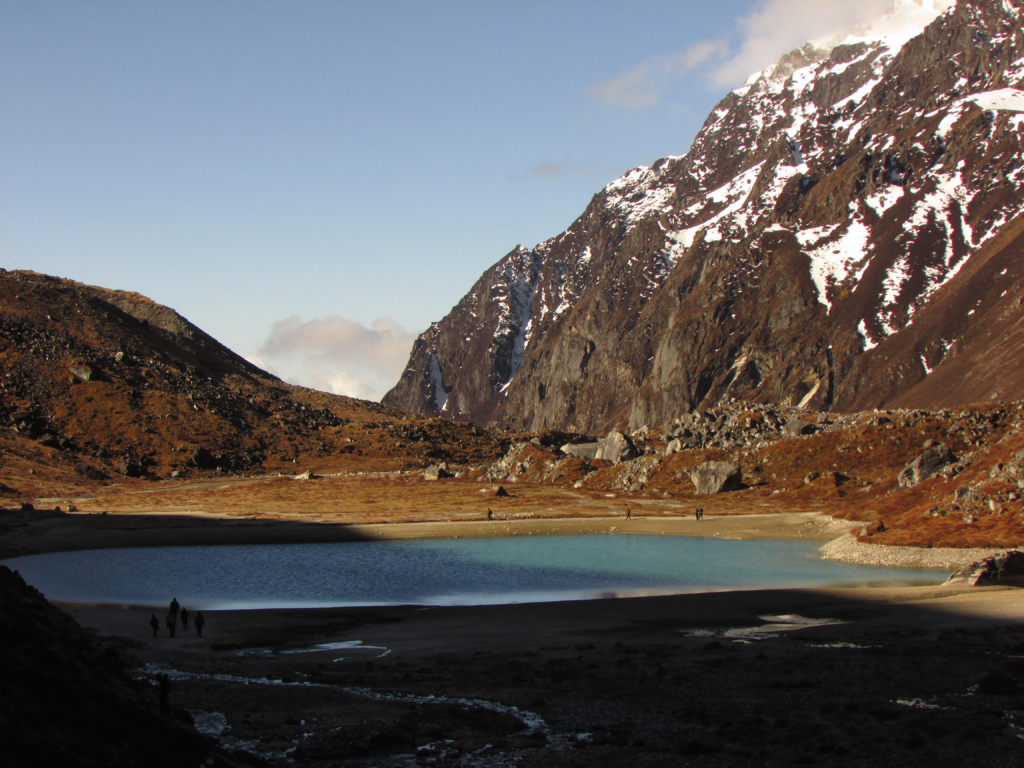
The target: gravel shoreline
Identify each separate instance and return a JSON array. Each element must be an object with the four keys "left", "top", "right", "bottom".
[{"left": 819, "top": 533, "right": 1017, "bottom": 571}]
